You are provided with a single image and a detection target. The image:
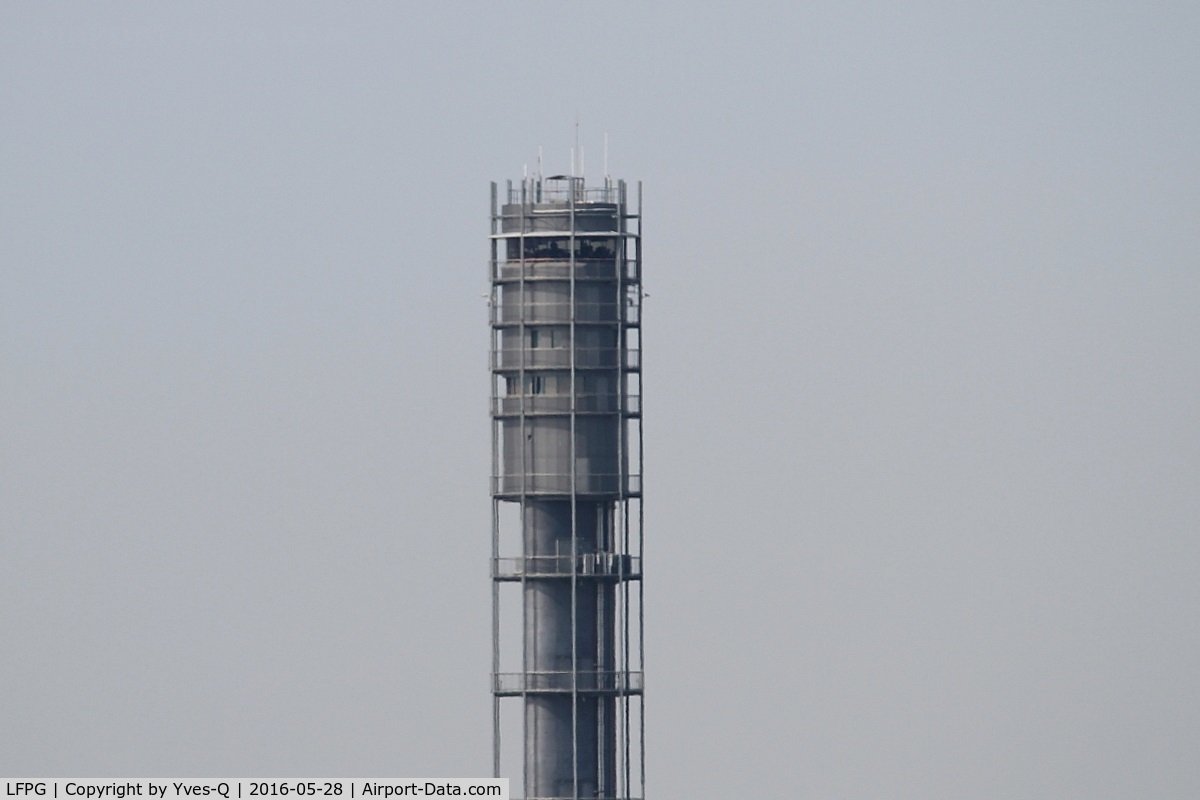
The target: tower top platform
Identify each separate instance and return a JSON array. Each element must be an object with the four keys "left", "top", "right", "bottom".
[{"left": 504, "top": 175, "right": 628, "bottom": 207}]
